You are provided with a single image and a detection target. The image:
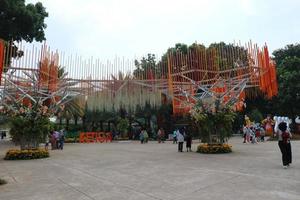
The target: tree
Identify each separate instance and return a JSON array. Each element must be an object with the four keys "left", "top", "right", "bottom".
[
  {"left": 133, "top": 54, "right": 157, "bottom": 79},
  {"left": 0, "top": 0, "right": 48, "bottom": 70},
  {"left": 208, "top": 42, "right": 249, "bottom": 70},
  {"left": 0, "top": 0, "right": 48, "bottom": 42},
  {"left": 9, "top": 106, "right": 51, "bottom": 150},
  {"left": 117, "top": 118, "right": 129, "bottom": 138},
  {"left": 190, "top": 100, "right": 236, "bottom": 144},
  {"left": 272, "top": 44, "right": 300, "bottom": 118}
]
